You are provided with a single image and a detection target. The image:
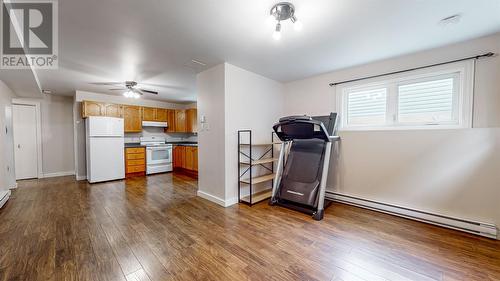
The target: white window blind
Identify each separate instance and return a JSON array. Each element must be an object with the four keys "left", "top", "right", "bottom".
[
  {"left": 347, "top": 88, "right": 387, "bottom": 126},
  {"left": 398, "top": 76, "right": 456, "bottom": 124}
]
